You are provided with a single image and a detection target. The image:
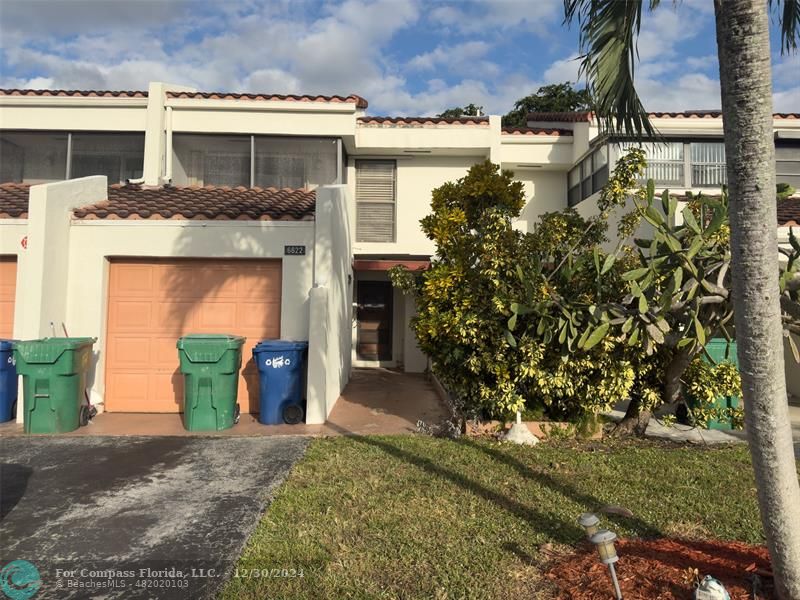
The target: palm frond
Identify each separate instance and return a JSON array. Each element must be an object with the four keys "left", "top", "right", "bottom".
[
  {"left": 770, "top": 0, "right": 800, "bottom": 53},
  {"left": 564, "top": 0, "right": 660, "bottom": 139}
]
